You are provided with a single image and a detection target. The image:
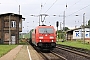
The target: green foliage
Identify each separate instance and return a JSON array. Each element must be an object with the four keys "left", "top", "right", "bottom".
[
  {"left": 24, "top": 33, "right": 30, "bottom": 39},
  {"left": 88, "top": 20, "right": 90, "bottom": 26},
  {"left": 57, "top": 41, "right": 90, "bottom": 50},
  {"left": 31, "top": 29, "right": 34, "bottom": 31},
  {"left": 19, "top": 39, "right": 28, "bottom": 45},
  {"left": 19, "top": 41, "right": 28, "bottom": 45},
  {"left": 64, "top": 27, "right": 70, "bottom": 31},
  {"left": 19, "top": 33, "right": 30, "bottom": 39},
  {"left": 56, "top": 27, "right": 70, "bottom": 33},
  {"left": 56, "top": 30, "right": 66, "bottom": 39},
  {"left": 58, "top": 33, "right": 64, "bottom": 39}
]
